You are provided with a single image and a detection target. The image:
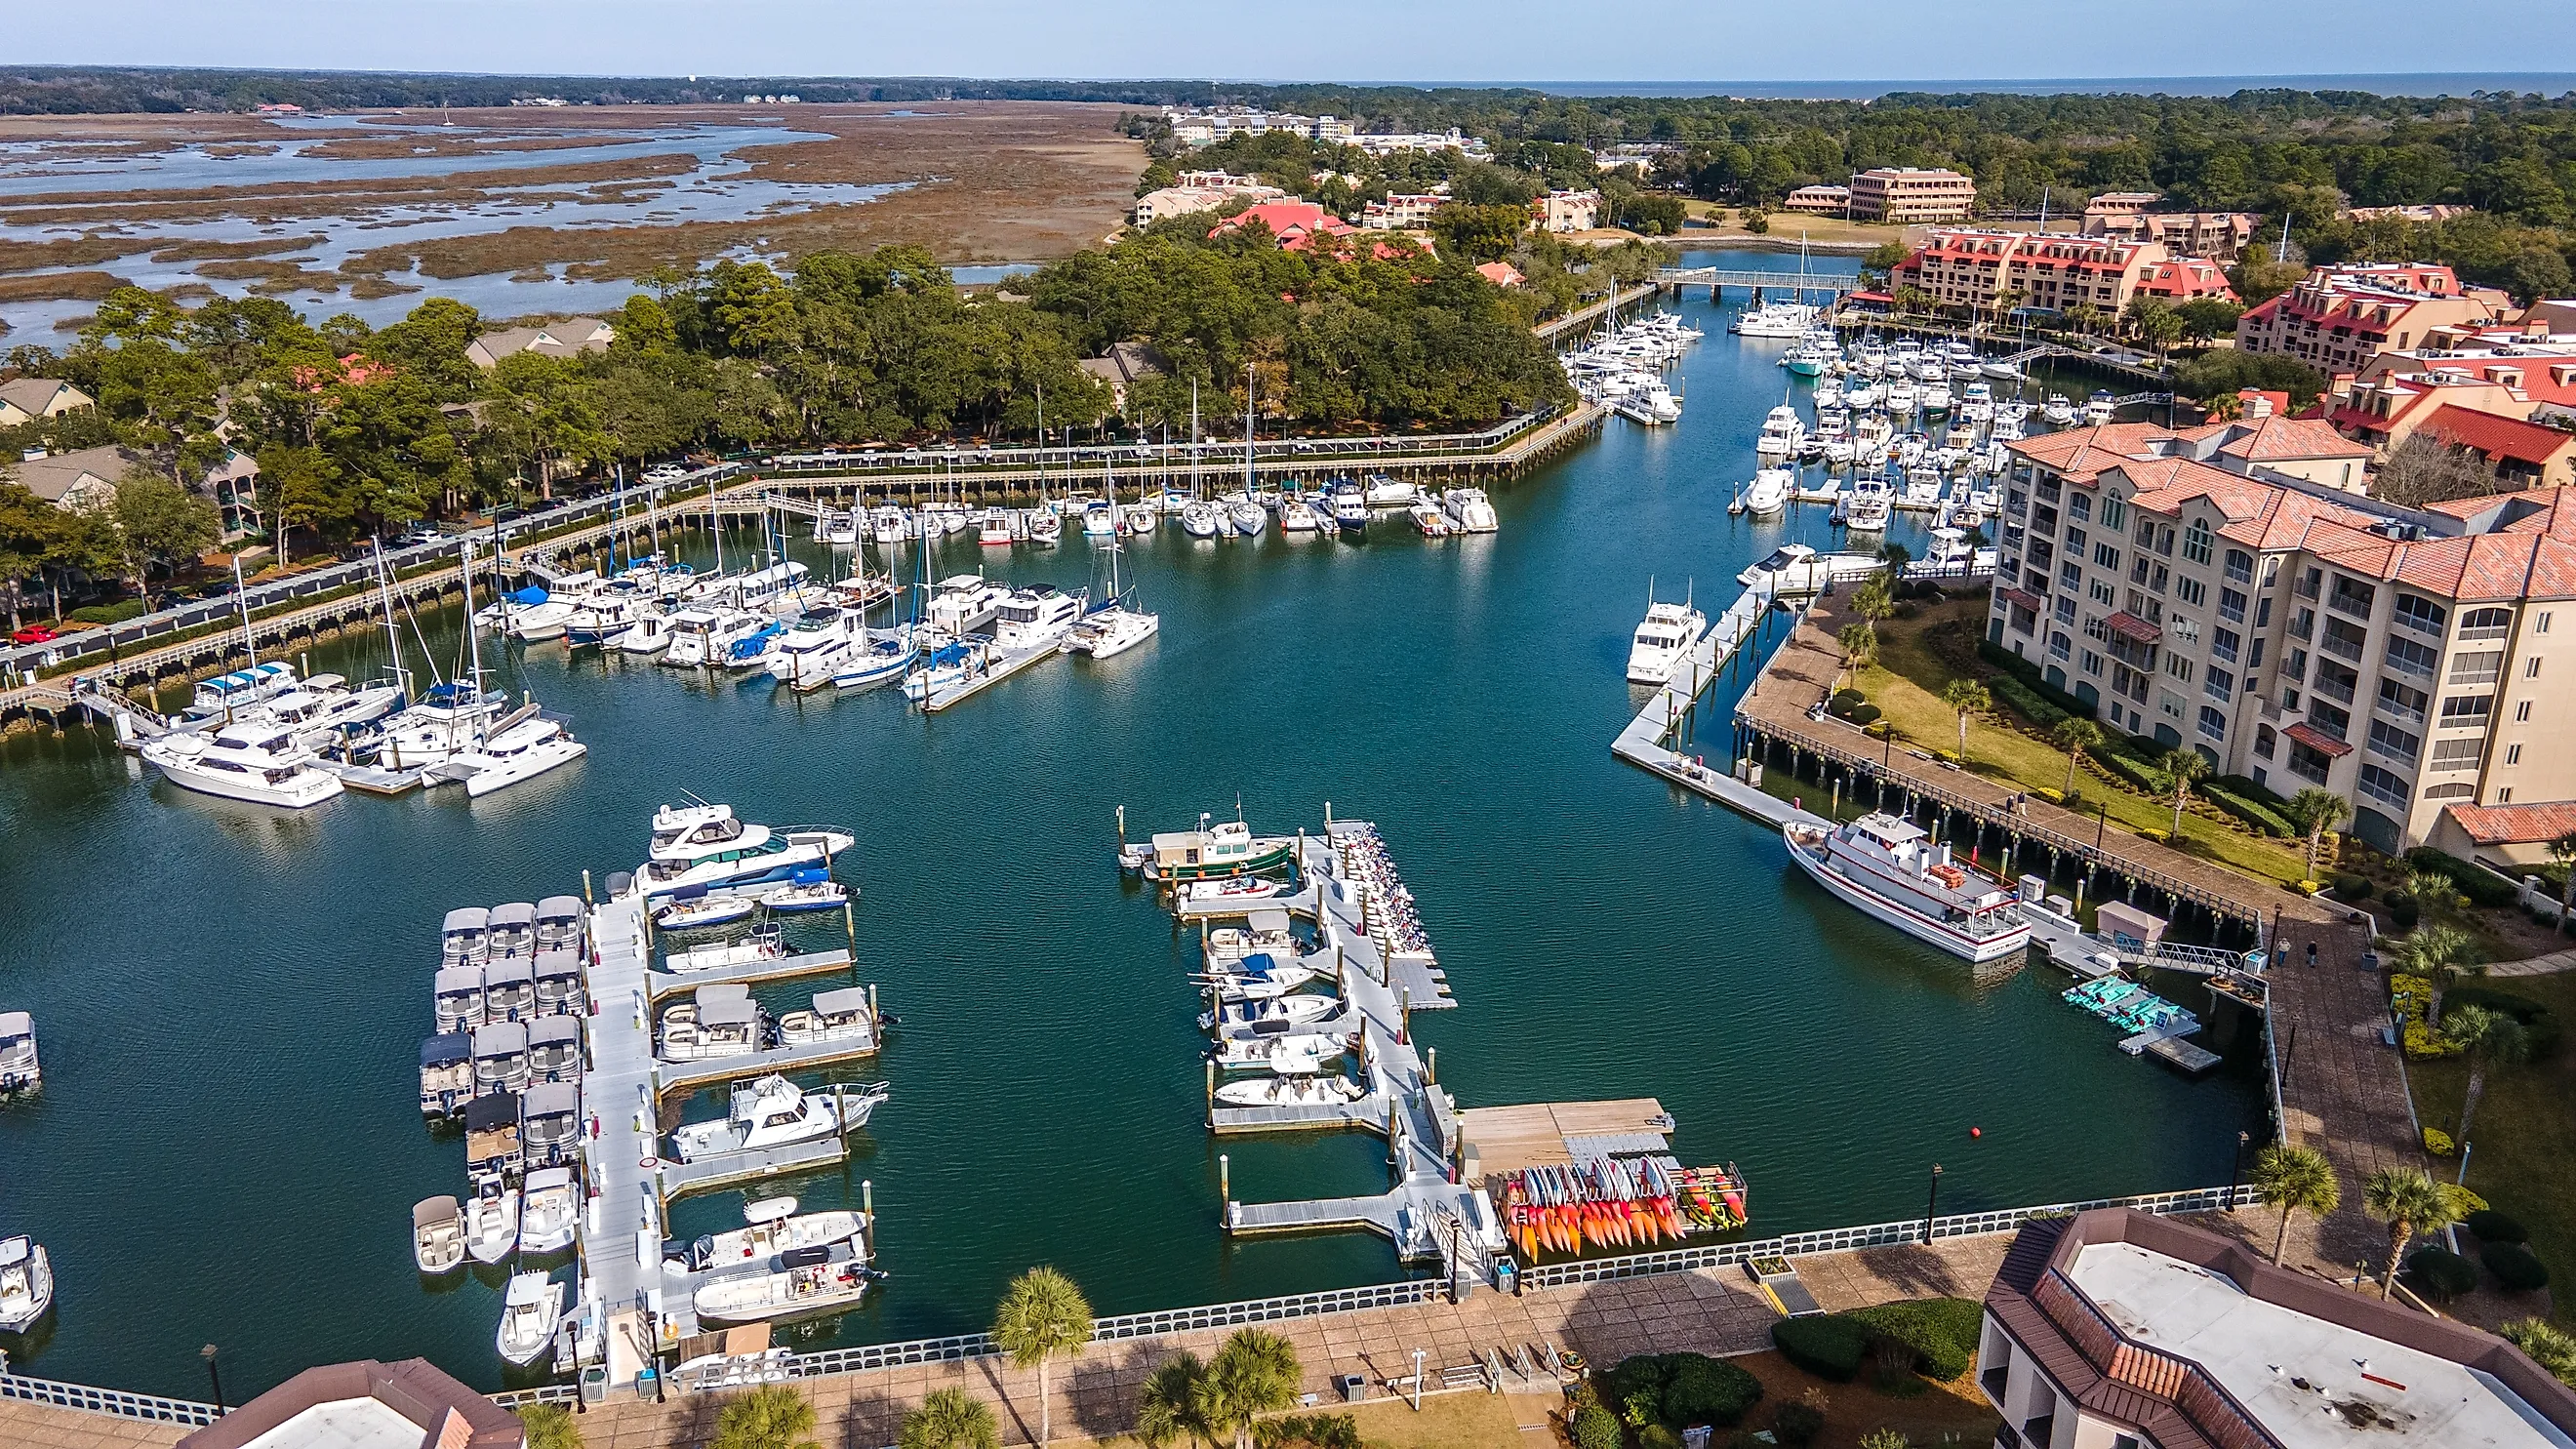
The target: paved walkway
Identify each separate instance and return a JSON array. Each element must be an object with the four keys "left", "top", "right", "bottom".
[
  {"left": 0, "top": 1402, "right": 188, "bottom": 1449},
  {"left": 2487, "top": 946, "right": 2576, "bottom": 978},
  {"left": 2269, "top": 922, "right": 2424, "bottom": 1273}
]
